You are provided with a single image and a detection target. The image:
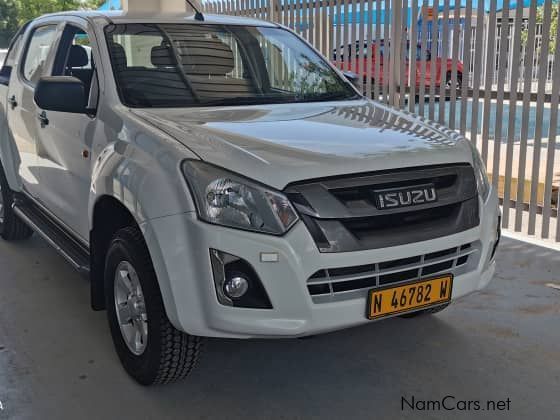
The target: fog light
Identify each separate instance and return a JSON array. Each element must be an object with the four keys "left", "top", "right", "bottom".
[
  {"left": 209, "top": 249, "right": 273, "bottom": 309},
  {"left": 224, "top": 275, "right": 249, "bottom": 299}
]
